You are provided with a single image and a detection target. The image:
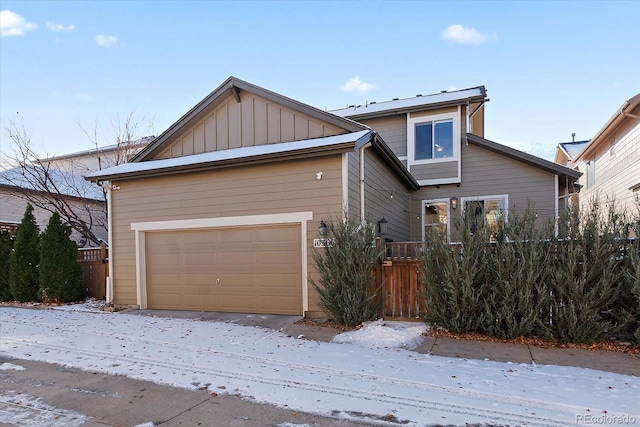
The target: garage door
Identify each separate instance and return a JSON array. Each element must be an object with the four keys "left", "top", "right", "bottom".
[{"left": 145, "top": 224, "right": 302, "bottom": 314}]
